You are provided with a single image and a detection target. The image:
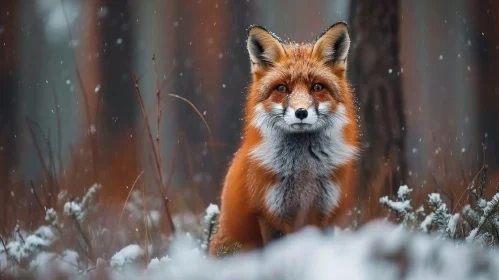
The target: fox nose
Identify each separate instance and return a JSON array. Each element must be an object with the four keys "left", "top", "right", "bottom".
[{"left": 295, "top": 108, "right": 308, "bottom": 120}]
